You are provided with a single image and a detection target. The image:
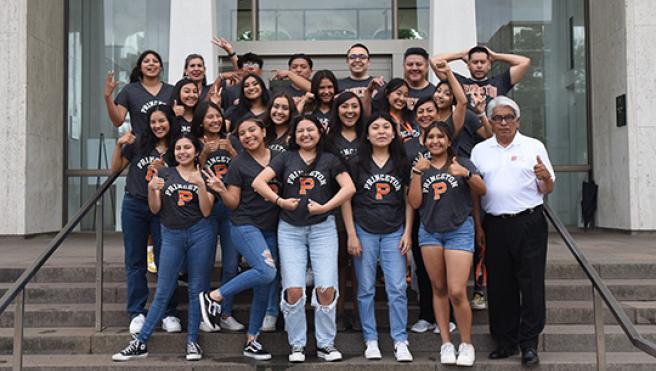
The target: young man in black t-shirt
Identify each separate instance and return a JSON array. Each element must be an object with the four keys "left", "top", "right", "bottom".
[
  {"left": 271, "top": 54, "right": 313, "bottom": 104},
  {"left": 403, "top": 47, "right": 436, "bottom": 111},
  {"left": 339, "top": 43, "right": 376, "bottom": 99}
]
